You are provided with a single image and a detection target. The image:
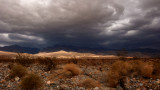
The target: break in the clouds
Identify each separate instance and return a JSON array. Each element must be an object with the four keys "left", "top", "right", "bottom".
[{"left": 0, "top": 0, "right": 160, "bottom": 49}]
